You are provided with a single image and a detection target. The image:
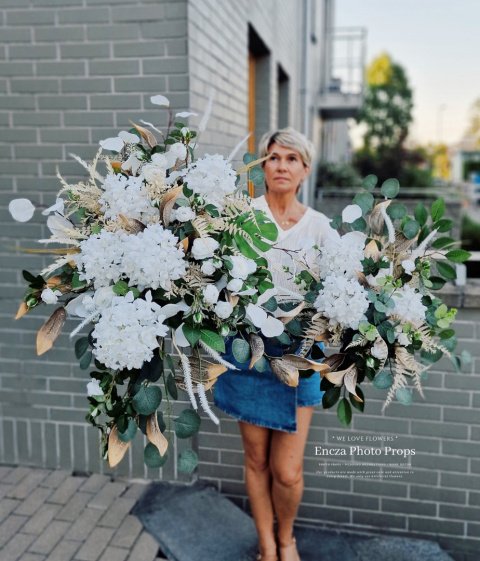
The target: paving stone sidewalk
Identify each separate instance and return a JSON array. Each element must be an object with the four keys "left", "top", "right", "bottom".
[{"left": 0, "top": 465, "right": 165, "bottom": 561}]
